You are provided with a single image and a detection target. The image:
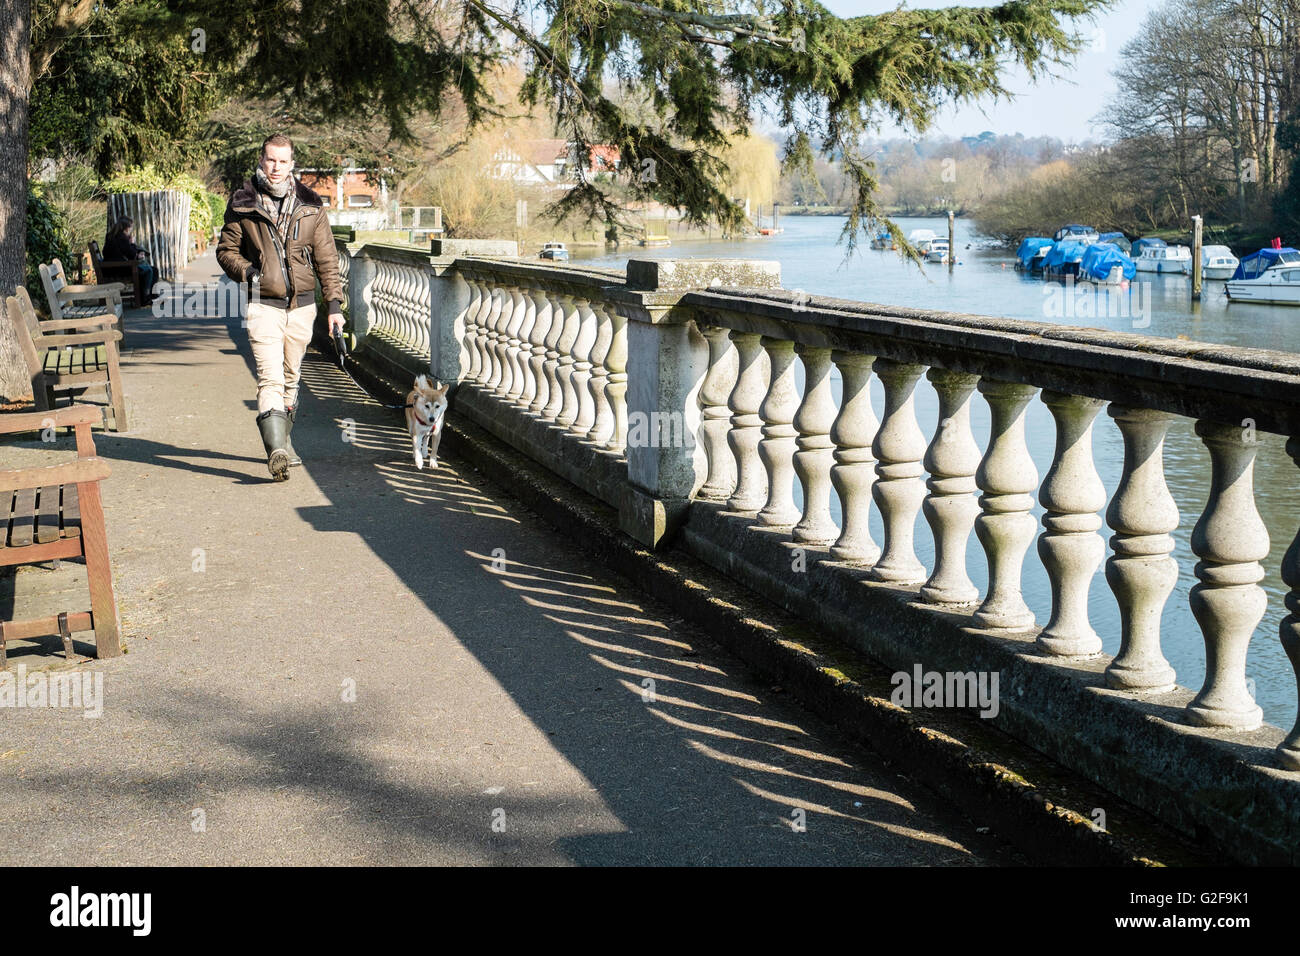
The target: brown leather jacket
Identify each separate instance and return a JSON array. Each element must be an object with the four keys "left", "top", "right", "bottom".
[{"left": 217, "top": 178, "right": 343, "bottom": 314}]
